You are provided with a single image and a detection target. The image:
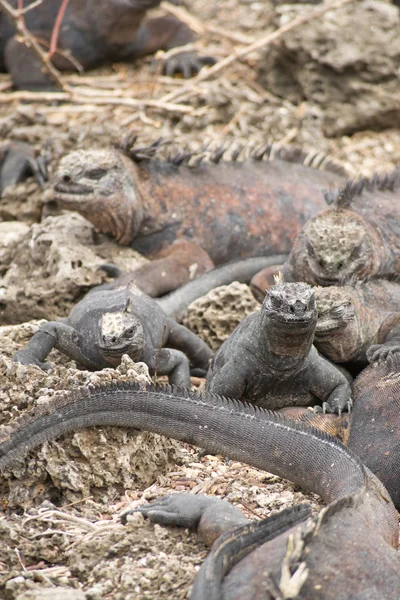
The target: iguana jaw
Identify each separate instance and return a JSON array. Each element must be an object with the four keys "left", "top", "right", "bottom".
[
  {"left": 53, "top": 149, "right": 144, "bottom": 245},
  {"left": 98, "top": 311, "right": 145, "bottom": 364}
]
